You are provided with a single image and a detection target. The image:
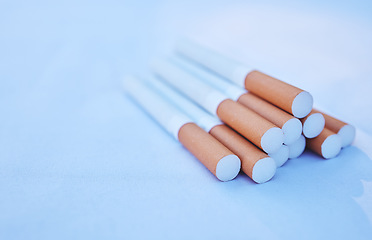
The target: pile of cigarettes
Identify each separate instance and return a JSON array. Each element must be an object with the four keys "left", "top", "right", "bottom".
[{"left": 124, "top": 40, "right": 356, "bottom": 183}]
